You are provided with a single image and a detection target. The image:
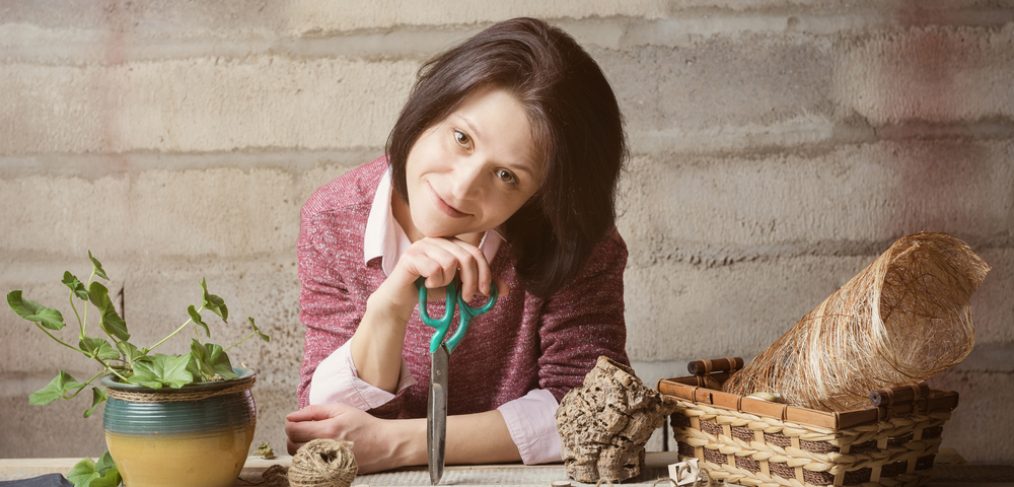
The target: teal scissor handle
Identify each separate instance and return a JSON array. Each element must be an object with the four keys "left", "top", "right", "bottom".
[{"left": 417, "top": 277, "right": 498, "bottom": 353}]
